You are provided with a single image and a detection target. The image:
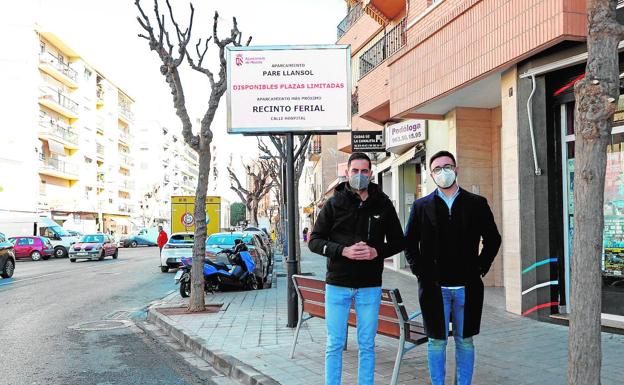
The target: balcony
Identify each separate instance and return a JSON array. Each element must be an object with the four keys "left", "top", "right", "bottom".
[
  {"left": 308, "top": 136, "right": 322, "bottom": 161},
  {"left": 39, "top": 86, "right": 79, "bottom": 119},
  {"left": 38, "top": 117, "right": 79, "bottom": 150},
  {"left": 96, "top": 85, "right": 105, "bottom": 108},
  {"left": 96, "top": 143, "right": 105, "bottom": 158},
  {"left": 38, "top": 155, "right": 79, "bottom": 180},
  {"left": 184, "top": 147, "right": 198, "bottom": 163},
  {"left": 359, "top": 19, "right": 406, "bottom": 79},
  {"left": 182, "top": 178, "right": 195, "bottom": 189},
  {"left": 118, "top": 104, "right": 134, "bottom": 124},
  {"left": 38, "top": 51, "right": 78, "bottom": 88},
  {"left": 119, "top": 179, "right": 135, "bottom": 192},
  {"left": 337, "top": 3, "right": 363, "bottom": 39},
  {"left": 118, "top": 129, "right": 131, "bottom": 144},
  {"left": 118, "top": 203, "right": 132, "bottom": 213},
  {"left": 119, "top": 154, "right": 134, "bottom": 169}
]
